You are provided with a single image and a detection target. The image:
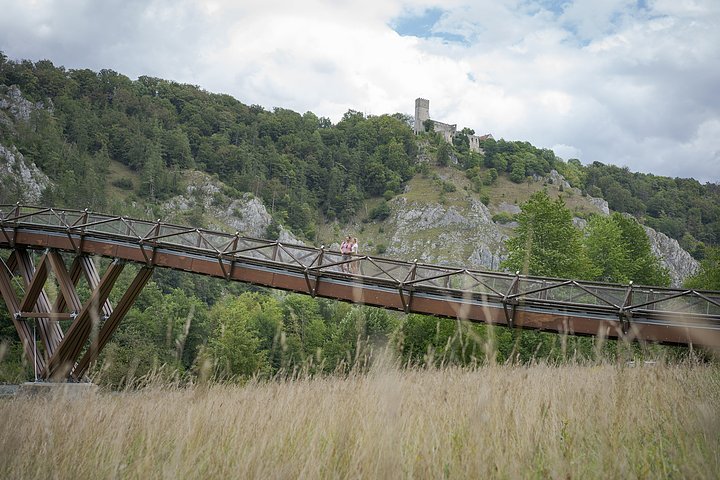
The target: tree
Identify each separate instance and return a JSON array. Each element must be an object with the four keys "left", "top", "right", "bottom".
[
  {"left": 584, "top": 215, "right": 628, "bottom": 283},
  {"left": 583, "top": 213, "right": 670, "bottom": 286},
  {"left": 207, "top": 294, "right": 270, "bottom": 379},
  {"left": 509, "top": 159, "right": 526, "bottom": 183},
  {"left": 684, "top": 246, "right": 720, "bottom": 290},
  {"left": 613, "top": 213, "right": 670, "bottom": 286},
  {"left": 436, "top": 141, "right": 450, "bottom": 167},
  {"left": 502, "top": 191, "right": 591, "bottom": 278}
]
